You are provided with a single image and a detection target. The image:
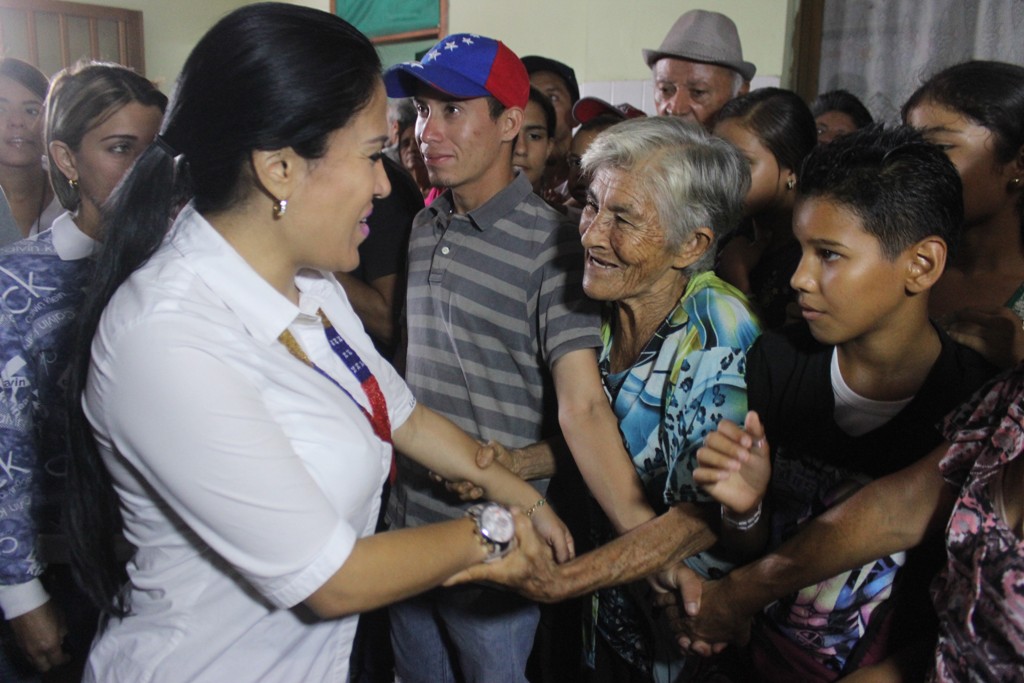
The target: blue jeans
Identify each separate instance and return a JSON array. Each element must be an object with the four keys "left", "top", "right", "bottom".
[{"left": 390, "top": 584, "right": 539, "bottom": 683}]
